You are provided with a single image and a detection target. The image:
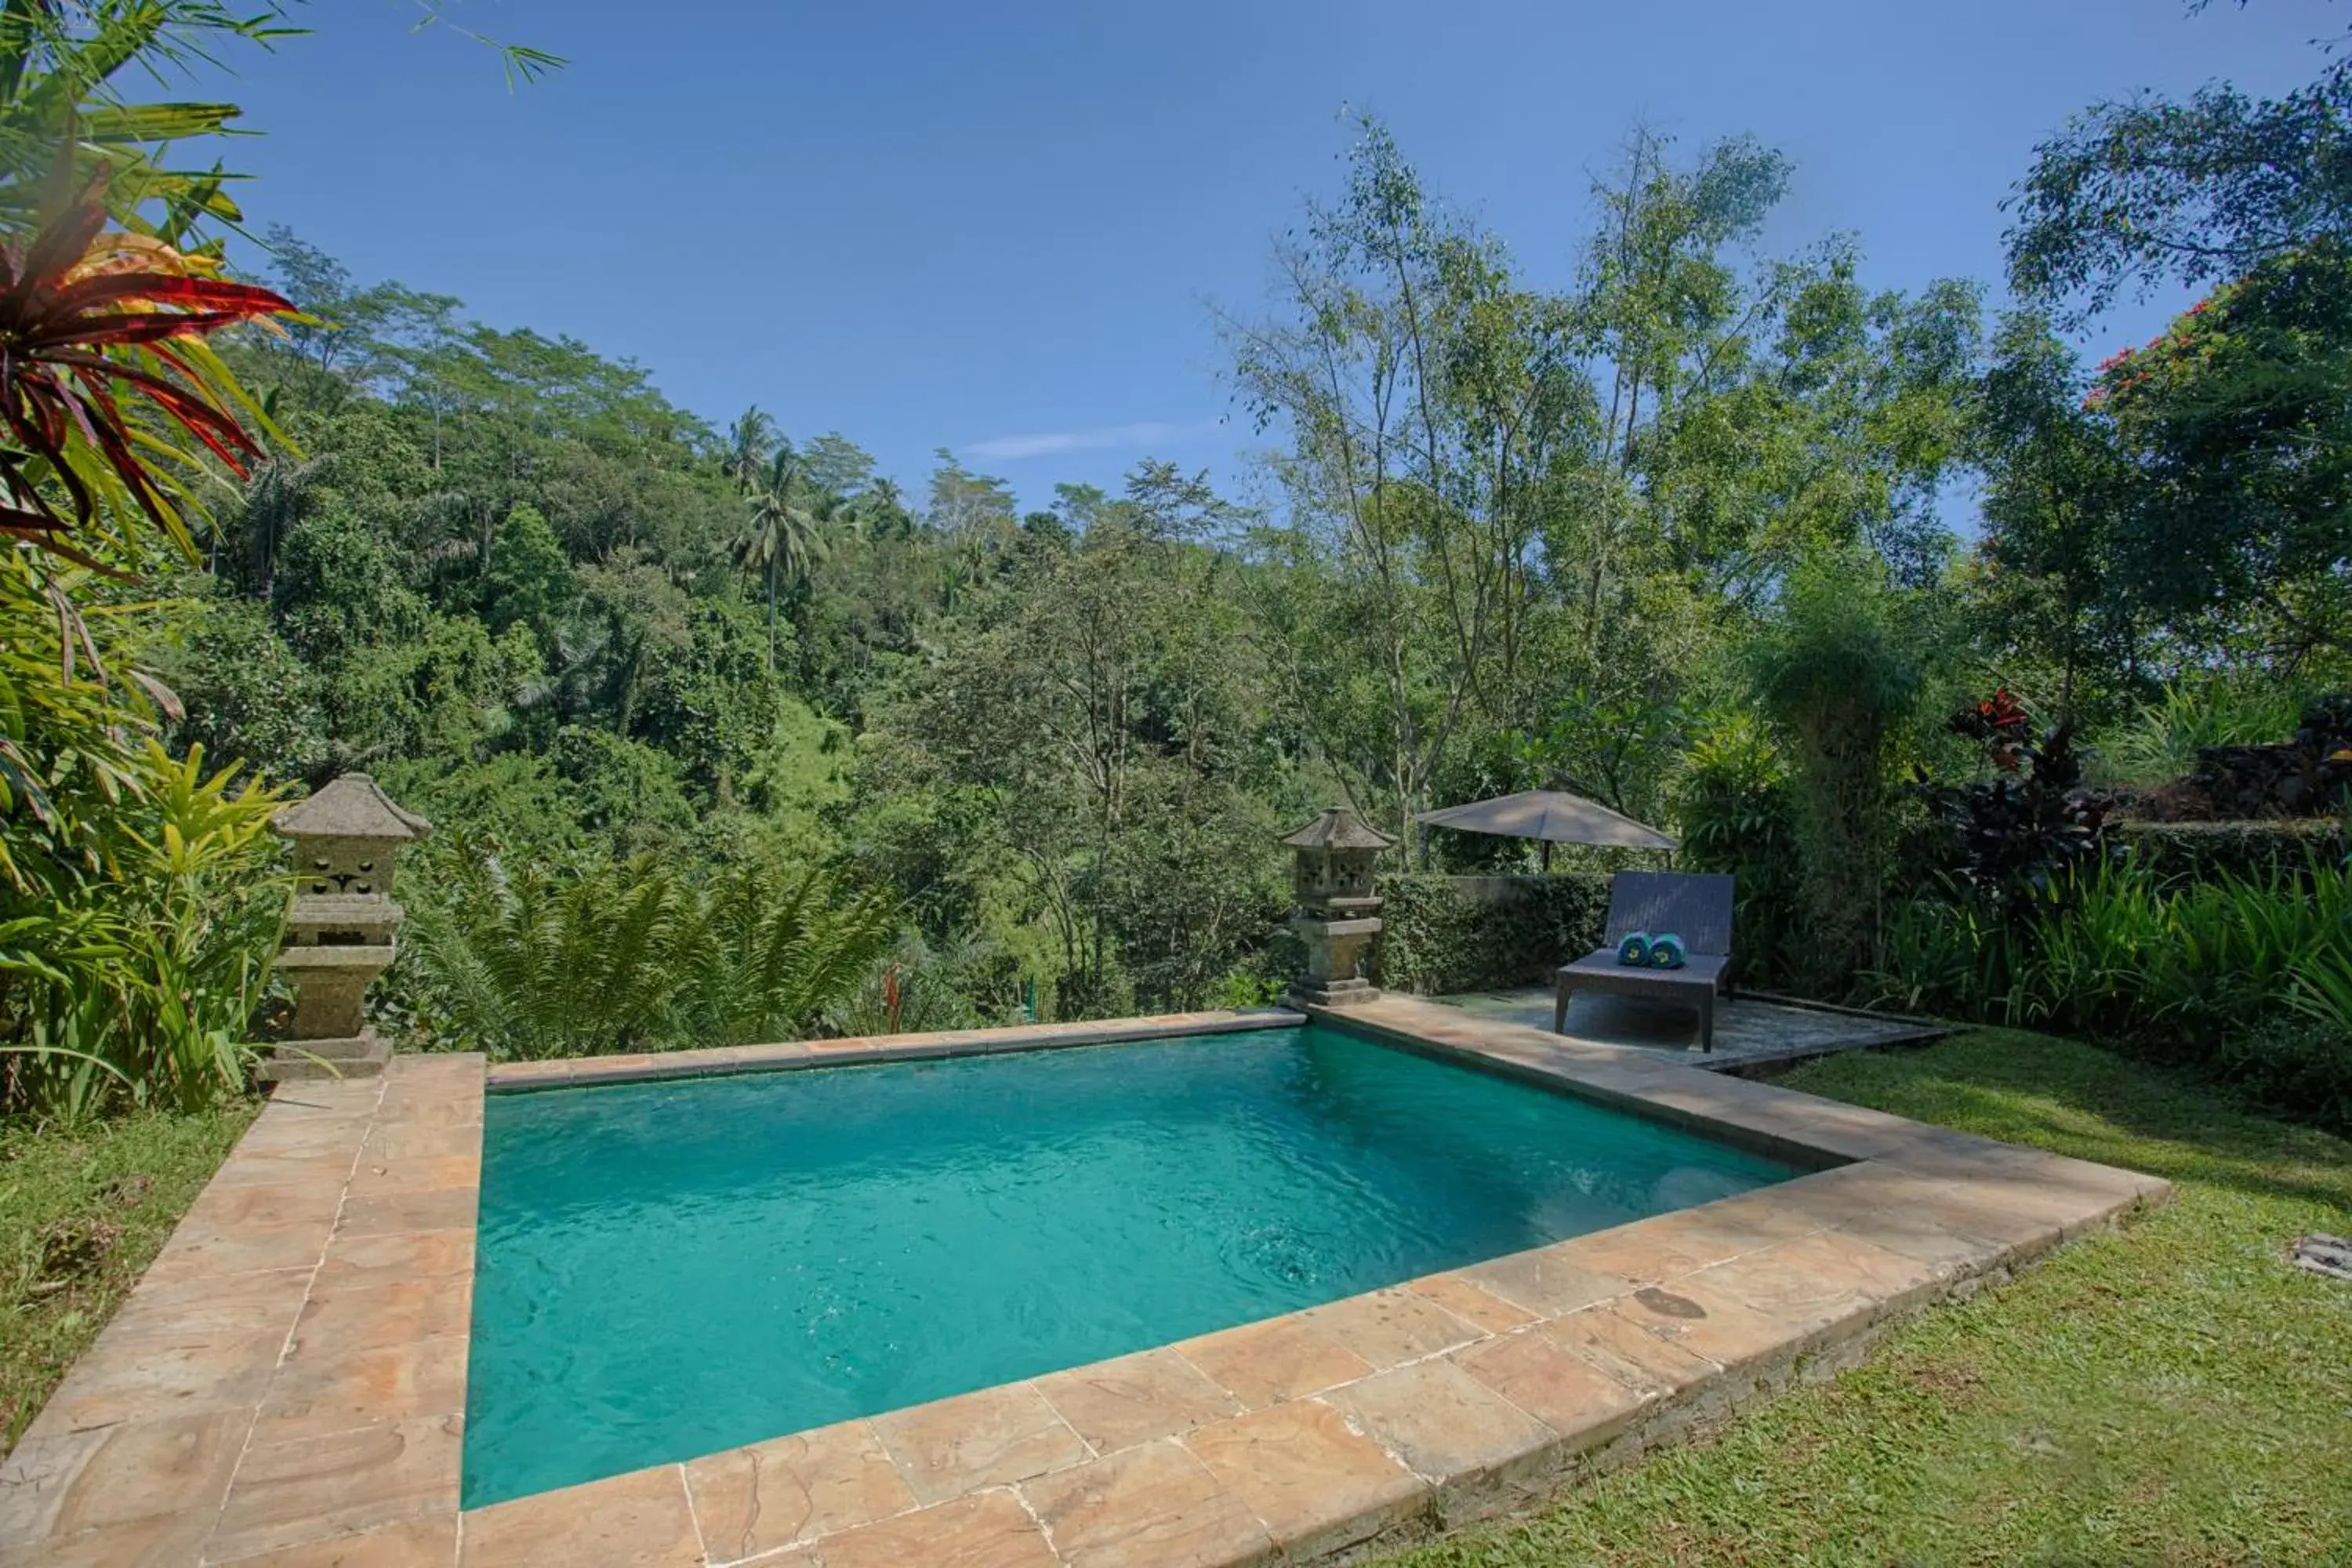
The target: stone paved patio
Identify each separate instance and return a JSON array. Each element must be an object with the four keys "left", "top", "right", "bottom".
[
  {"left": 1438, "top": 985, "right": 1947, "bottom": 1069},
  {"left": 0, "top": 1000, "right": 2165, "bottom": 1566}
]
